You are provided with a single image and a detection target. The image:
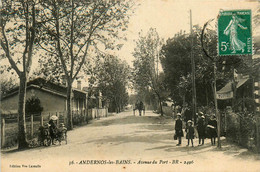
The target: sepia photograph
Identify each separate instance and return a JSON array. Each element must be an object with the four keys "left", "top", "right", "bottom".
[{"left": 1, "top": 0, "right": 260, "bottom": 171}]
